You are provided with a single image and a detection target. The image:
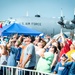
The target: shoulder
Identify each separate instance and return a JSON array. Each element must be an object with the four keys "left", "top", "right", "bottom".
[
  {"left": 28, "top": 43, "right": 34, "bottom": 47},
  {"left": 44, "top": 52, "right": 54, "bottom": 57},
  {"left": 55, "top": 62, "right": 62, "bottom": 67}
]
